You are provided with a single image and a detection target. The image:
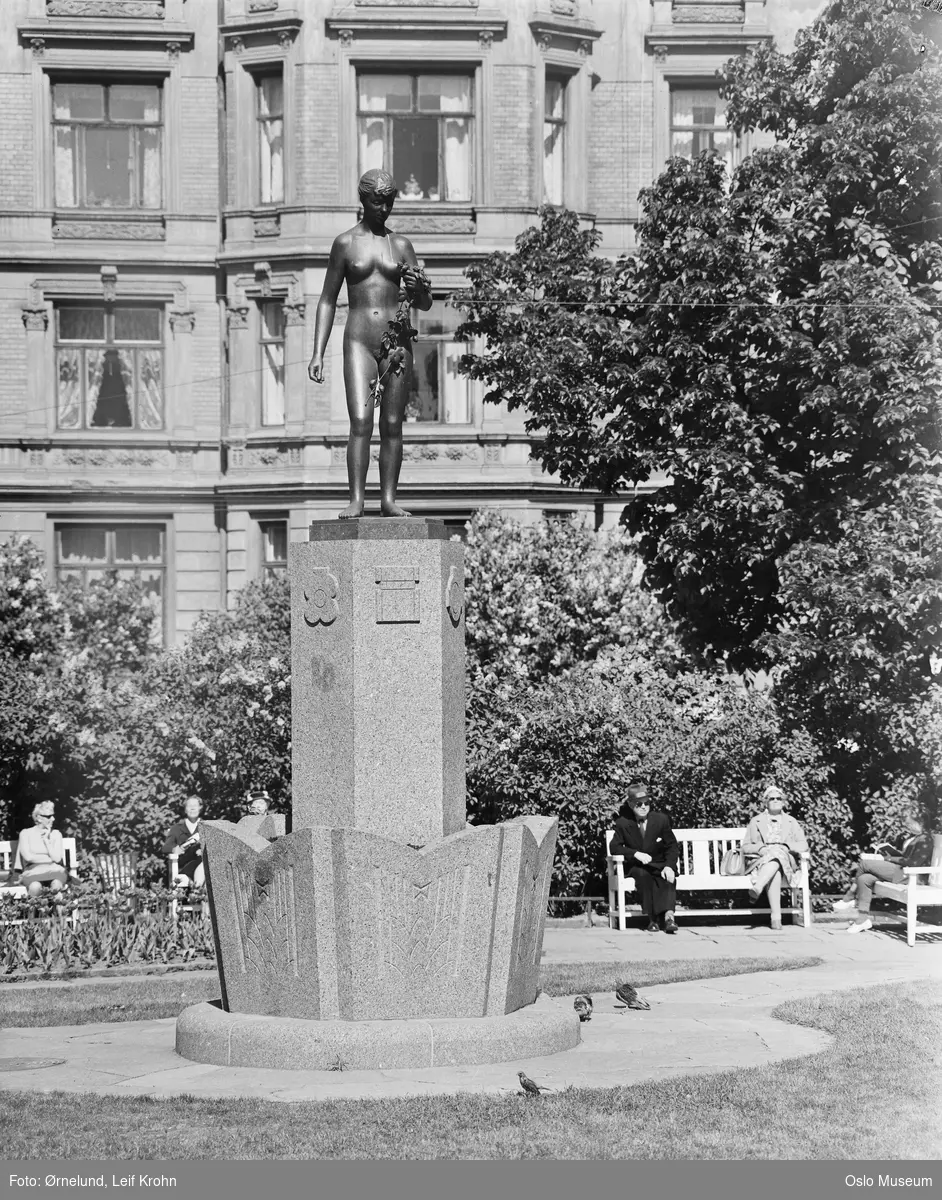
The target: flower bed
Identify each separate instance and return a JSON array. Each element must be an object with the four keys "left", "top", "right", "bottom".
[{"left": 0, "top": 885, "right": 215, "bottom": 975}]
